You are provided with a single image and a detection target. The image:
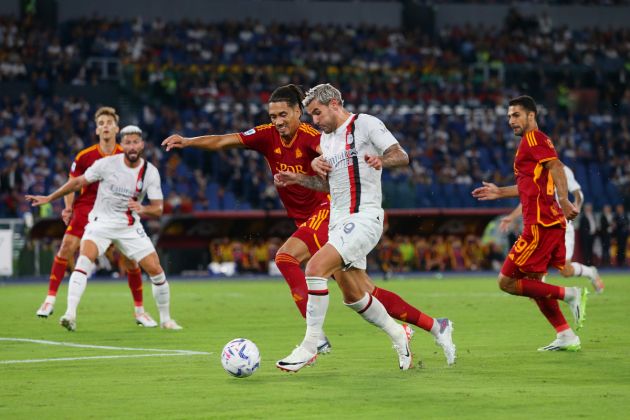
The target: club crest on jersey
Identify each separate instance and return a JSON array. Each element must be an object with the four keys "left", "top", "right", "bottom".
[
  {"left": 295, "top": 148, "right": 302, "bottom": 158},
  {"left": 347, "top": 134, "right": 354, "bottom": 145},
  {"left": 243, "top": 128, "right": 256, "bottom": 136},
  {"left": 274, "top": 147, "right": 281, "bottom": 155}
]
